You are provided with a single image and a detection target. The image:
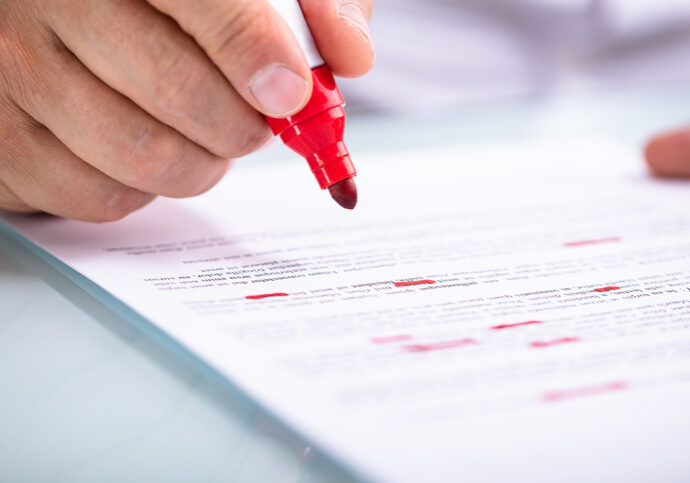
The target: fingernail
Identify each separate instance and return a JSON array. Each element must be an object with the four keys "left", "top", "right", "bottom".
[
  {"left": 338, "top": 3, "right": 373, "bottom": 46},
  {"left": 250, "top": 63, "right": 309, "bottom": 117}
]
